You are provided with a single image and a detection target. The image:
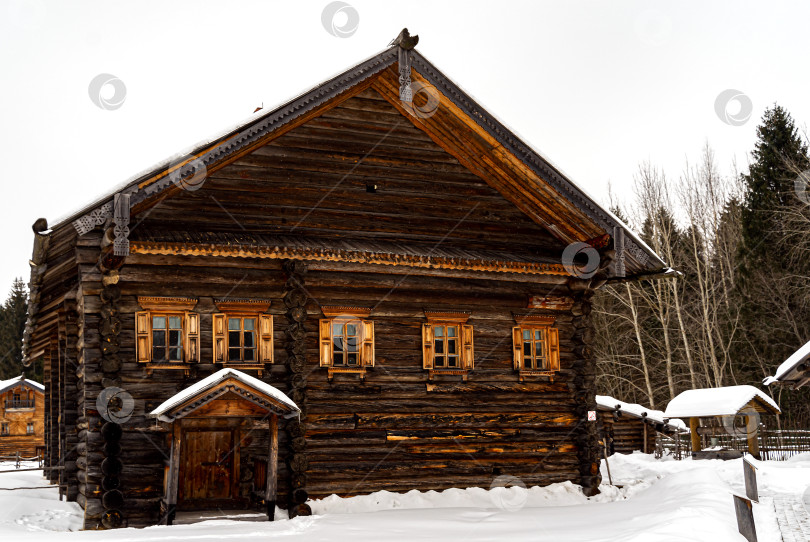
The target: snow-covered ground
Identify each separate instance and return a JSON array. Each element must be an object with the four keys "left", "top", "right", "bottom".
[{"left": 0, "top": 454, "right": 808, "bottom": 541}]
